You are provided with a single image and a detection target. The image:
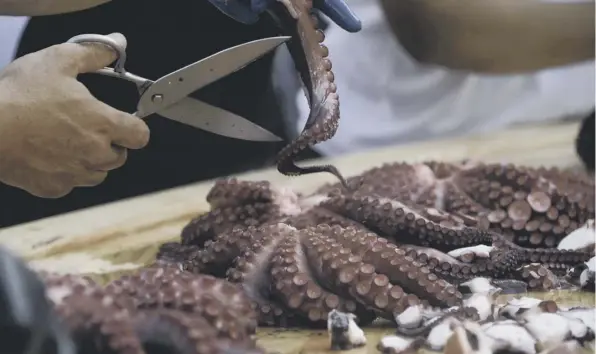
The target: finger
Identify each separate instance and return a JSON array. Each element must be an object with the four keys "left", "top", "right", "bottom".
[
  {"left": 91, "top": 100, "right": 150, "bottom": 149},
  {"left": 59, "top": 33, "right": 128, "bottom": 74},
  {"left": 91, "top": 145, "right": 128, "bottom": 171},
  {"left": 314, "top": 0, "right": 362, "bottom": 32},
  {"left": 75, "top": 170, "right": 108, "bottom": 187}
]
